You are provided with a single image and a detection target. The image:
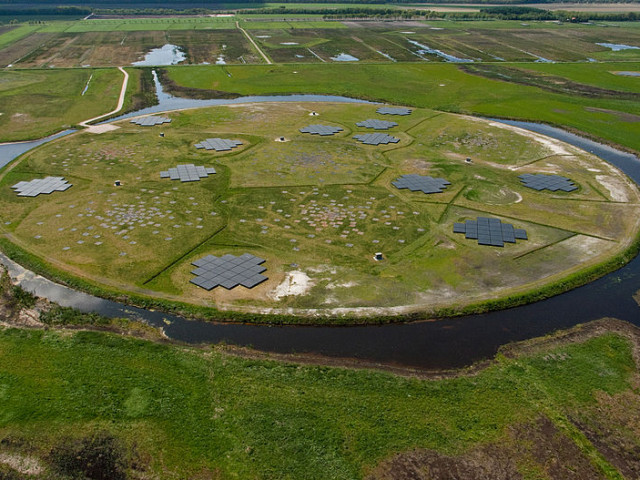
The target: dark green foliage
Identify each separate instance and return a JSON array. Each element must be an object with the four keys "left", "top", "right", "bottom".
[
  {"left": 9, "top": 285, "right": 35, "bottom": 310},
  {"left": 127, "top": 68, "right": 158, "bottom": 114},
  {"left": 39, "top": 305, "right": 110, "bottom": 326},
  {"left": 0, "top": 465, "right": 22, "bottom": 480},
  {"left": 48, "top": 431, "right": 128, "bottom": 480}
]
